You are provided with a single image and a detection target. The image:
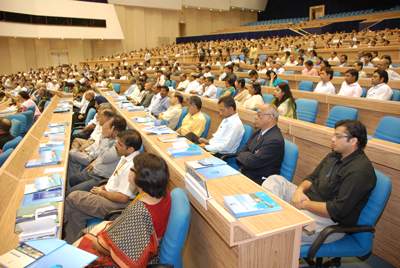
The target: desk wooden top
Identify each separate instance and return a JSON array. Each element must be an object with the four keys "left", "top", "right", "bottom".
[
  {"left": 100, "top": 91, "right": 315, "bottom": 247},
  {"left": 0, "top": 96, "right": 73, "bottom": 255}
]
